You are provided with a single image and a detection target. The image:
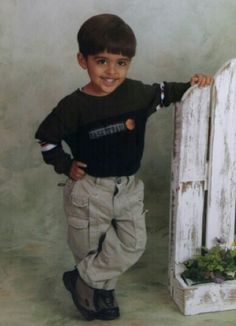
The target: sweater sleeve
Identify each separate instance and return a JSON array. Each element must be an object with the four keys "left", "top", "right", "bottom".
[
  {"left": 163, "top": 82, "right": 191, "bottom": 106},
  {"left": 35, "top": 103, "right": 73, "bottom": 177},
  {"left": 147, "top": 81, "right": 191, "bottom": 116}
]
